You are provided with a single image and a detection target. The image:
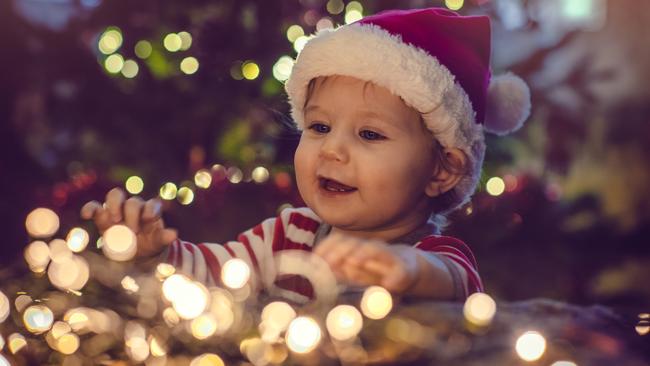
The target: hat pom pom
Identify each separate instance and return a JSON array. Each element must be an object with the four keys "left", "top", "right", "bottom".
[{"left": 484, "top": 73, "right": 531, "bottom": 136}]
